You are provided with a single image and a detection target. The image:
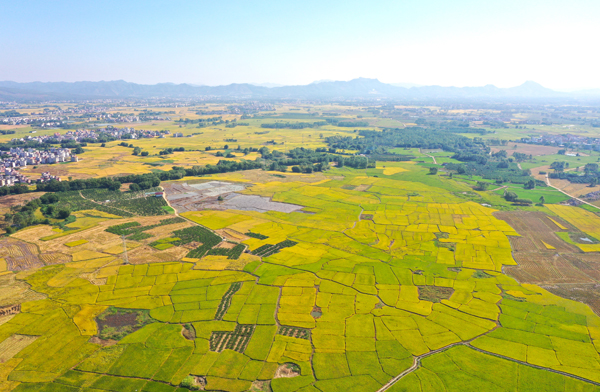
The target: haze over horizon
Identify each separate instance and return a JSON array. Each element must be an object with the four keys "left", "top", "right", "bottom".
[{"left": 2, "top": 0, "right": 600, "bottom": 91}]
